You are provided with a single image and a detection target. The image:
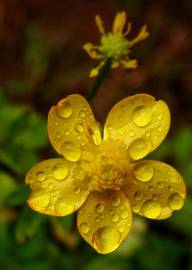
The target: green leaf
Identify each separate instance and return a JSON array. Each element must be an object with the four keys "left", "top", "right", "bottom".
[{"left": 0, "top": 171, "right": 18, "bottom": 206}]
